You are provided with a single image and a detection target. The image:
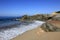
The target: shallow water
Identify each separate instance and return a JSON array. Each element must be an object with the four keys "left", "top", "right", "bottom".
[{"left": 0, "top": 20, "right": 45, "bottom": 40}]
